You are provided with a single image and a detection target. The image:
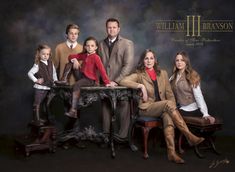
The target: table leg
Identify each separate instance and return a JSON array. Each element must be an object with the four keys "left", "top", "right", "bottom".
[{"left": 109, "top": 94, "right": 117, "bottom": 158}]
